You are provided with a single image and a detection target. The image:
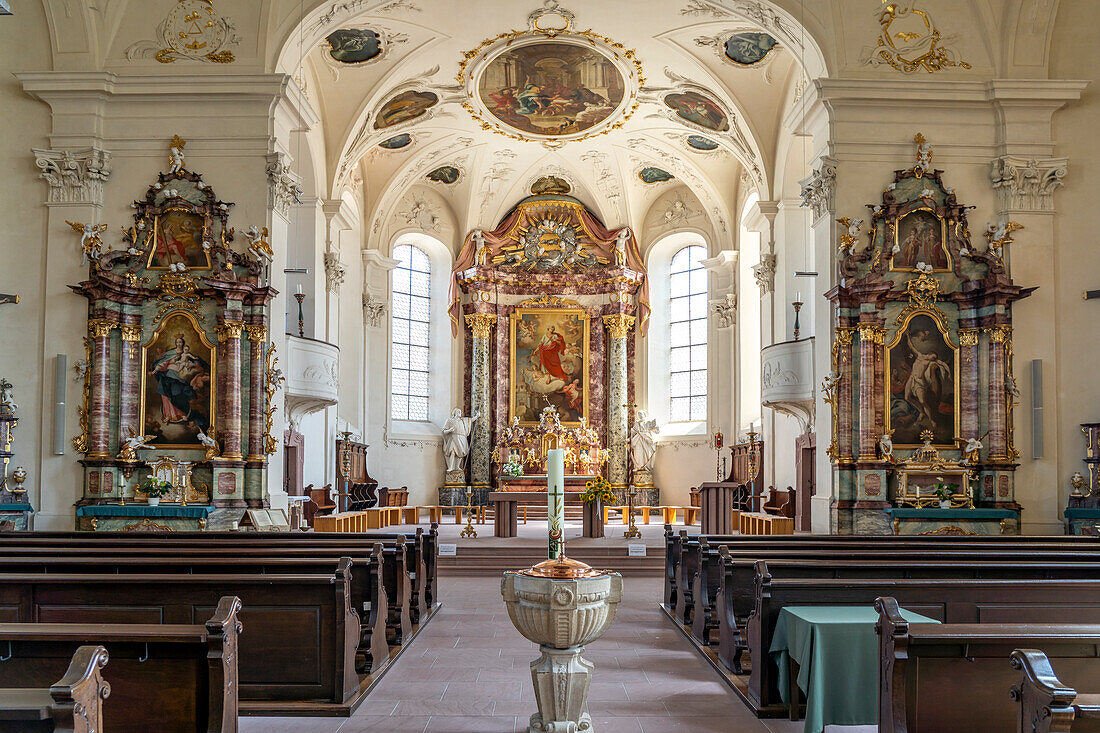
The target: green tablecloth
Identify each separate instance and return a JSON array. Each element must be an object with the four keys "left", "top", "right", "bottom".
[
  {"left": 770, "top": 605, "right": 940, "bottom": 733},
  {"left": 75, "top": 504, "right": 213, "bottom": 519}
]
